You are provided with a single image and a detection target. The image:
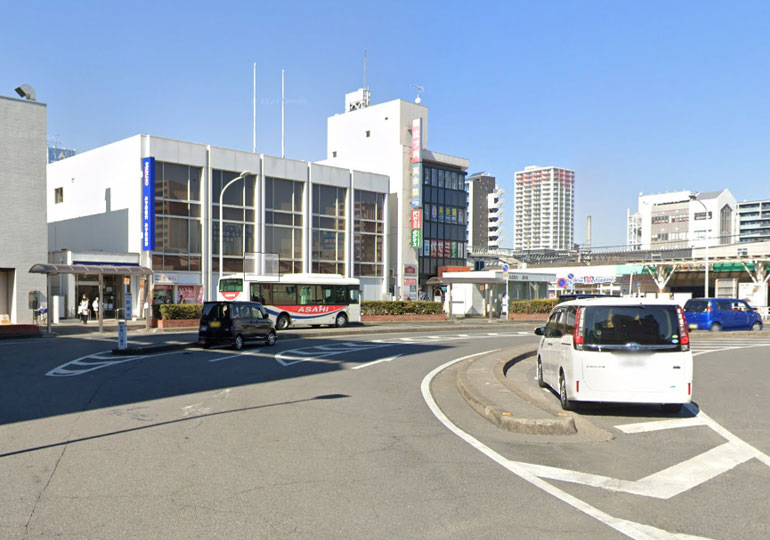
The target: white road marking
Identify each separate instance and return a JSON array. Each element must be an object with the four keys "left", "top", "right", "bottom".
[
  {"left": 616, "top": 417, "right": 706, "bottom": 434},
  {"left": 275, "top": 342, "right": 391, "bottom": 366},
  {"left": 421, "top": 354, "right": 716, "bottom": 540},
  {"left": 486, "top": 332, "right": 499, "bottom": 336},
  {"left": 351, "top": 354, "right": 403, "bottom": 370}
]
